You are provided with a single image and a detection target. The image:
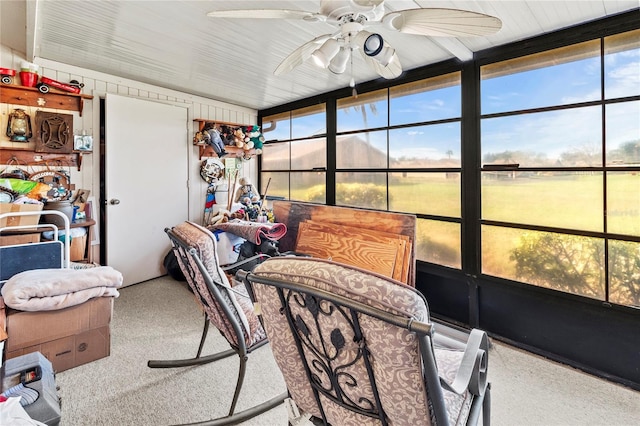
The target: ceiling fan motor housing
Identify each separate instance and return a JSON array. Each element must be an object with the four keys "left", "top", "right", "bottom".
[{"left": 320, "top": 0, "right": 385, "bottom": 23}]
